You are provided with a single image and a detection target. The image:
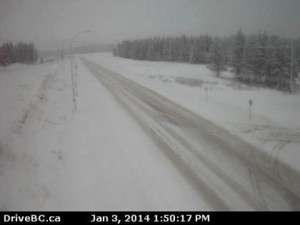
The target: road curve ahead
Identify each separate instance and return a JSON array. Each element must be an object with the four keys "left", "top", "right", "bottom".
[{"left": 81, "top": 57, "right": 300, "bottom": 211}]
